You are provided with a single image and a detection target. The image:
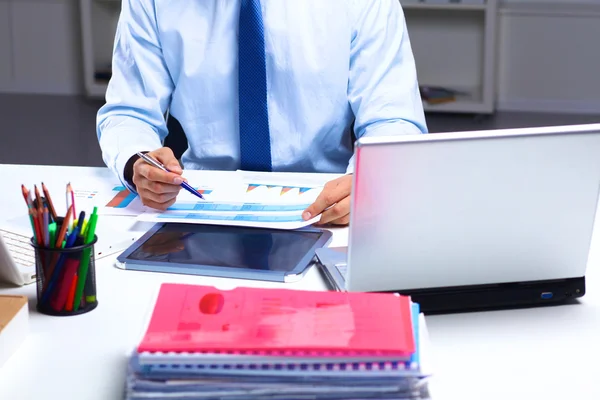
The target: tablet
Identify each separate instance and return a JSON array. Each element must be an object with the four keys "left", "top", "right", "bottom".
[{"left": 115, "top": 223, "right": 332, "bottom": 283}]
